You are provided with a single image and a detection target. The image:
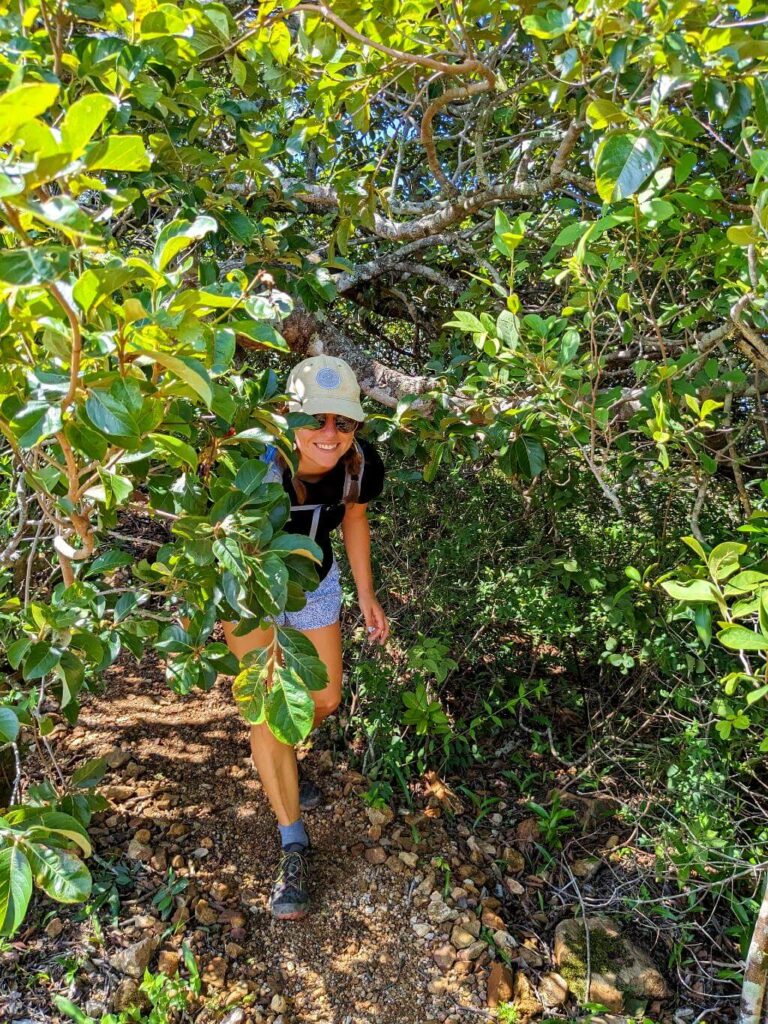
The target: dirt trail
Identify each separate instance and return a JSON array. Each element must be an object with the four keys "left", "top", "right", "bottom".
[{"left": 15, "top": 654, "right": 497, "bottom": 1024}]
